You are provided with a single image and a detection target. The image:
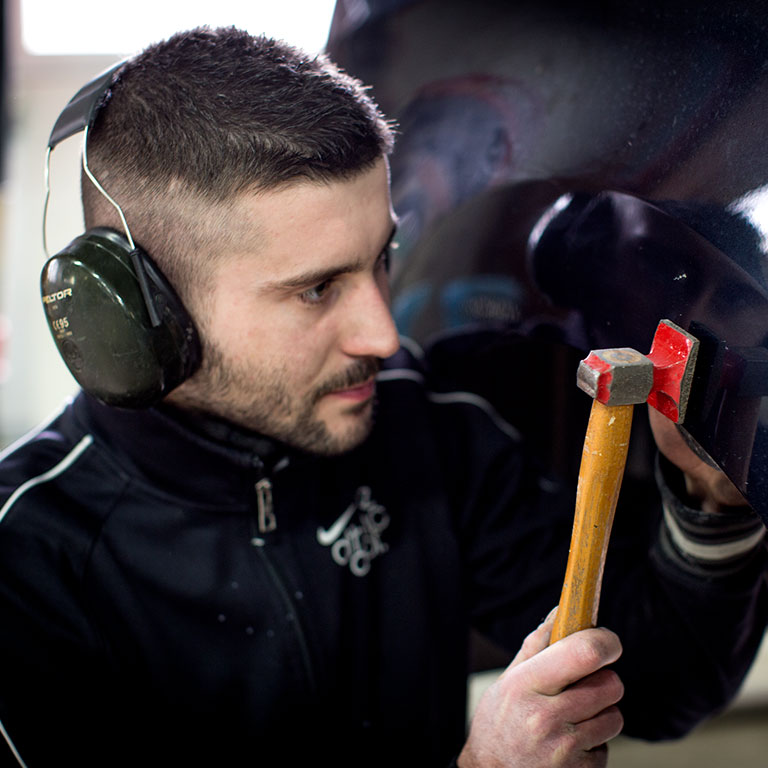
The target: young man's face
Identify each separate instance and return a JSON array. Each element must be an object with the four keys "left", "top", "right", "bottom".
[{"left": 168, "top": 158, "right": 400, "bottom": 455}]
